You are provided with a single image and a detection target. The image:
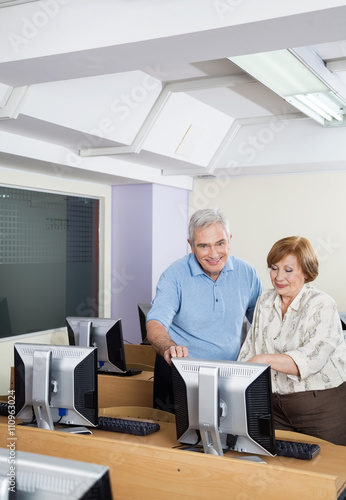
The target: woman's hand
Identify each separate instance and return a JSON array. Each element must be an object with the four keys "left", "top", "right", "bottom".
[{"left": 248, "top": 353, "right": 300, "bottom": 376}]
